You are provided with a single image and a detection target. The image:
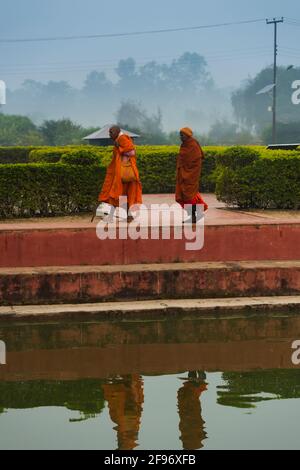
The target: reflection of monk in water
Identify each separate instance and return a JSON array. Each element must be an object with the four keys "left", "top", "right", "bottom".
[
  {"left": 103, "top": 375, "right": 144, "bottom": 450},
  {"left": 177, "top": 371, "right": 207, "bottom": 450}
]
